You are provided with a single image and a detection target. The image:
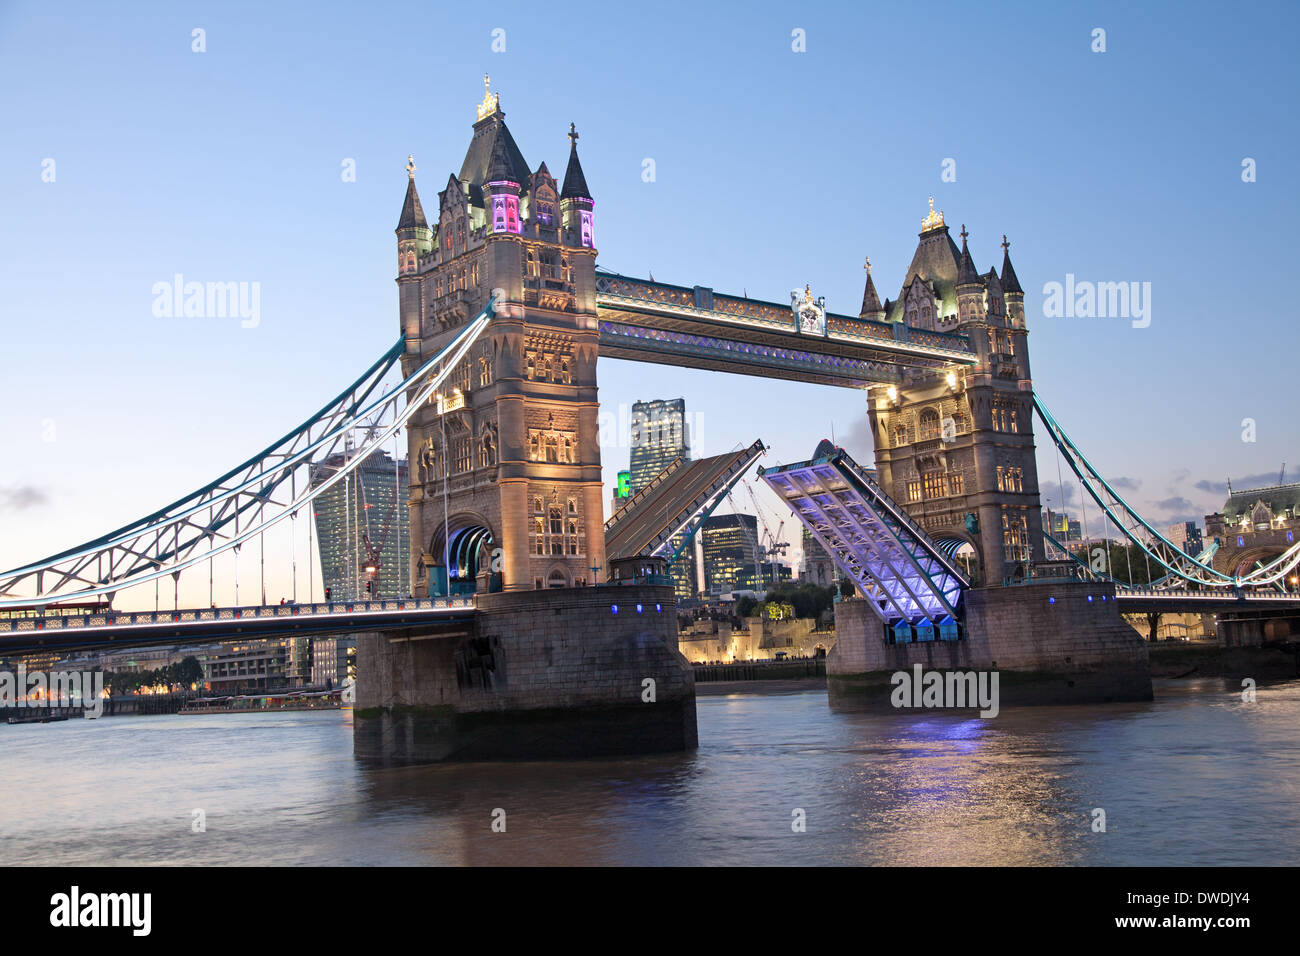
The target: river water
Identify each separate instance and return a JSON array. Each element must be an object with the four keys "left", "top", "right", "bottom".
[{"left": 2, "top": 679, "right": 1297, "bottom": 866}]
